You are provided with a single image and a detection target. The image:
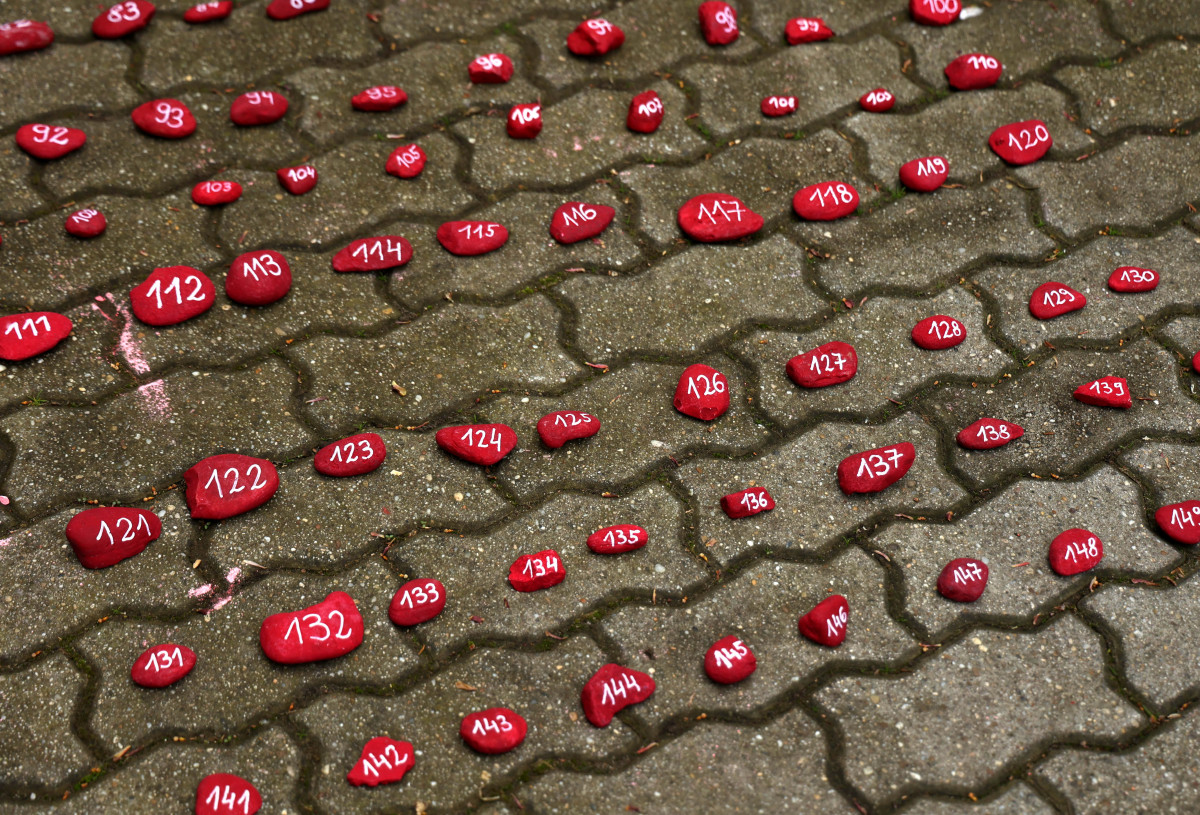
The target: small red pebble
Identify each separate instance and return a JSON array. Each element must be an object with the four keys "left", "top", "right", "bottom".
[
  {"left": 230, "top": 90, "right": 287, "bottom": 126},
  {"left": 945, "top": 53, "right": 1002, "bottom": 90},
  {"left": 436, "top": 221, "right": 508, "bottom": 255},
  {"left": 1155, "top": 501, "right": 1200, "bottom": 545},
  {"left": 956, "top": 418, "right": 1023, "bottom": 450},
  {"left": 460, "top": 708, "right": 527, "bottom": 754},
  {"left": 226, "top": 249, "right": 291, "bottom": 306},
  {"left": 131, "top": 643, "right": 196, "bottom": 688},
  {"left": 184, "top": 453, "right": 279, "bottom": 520},
  {"left": 698, "top": 1, "right": 739, "bottom": 45},
  {"left": 793, "top": 181, "right": 859, "bottom": 221},
  {"left": 507, "top": 103, "right": 542, "bottom": 139},
  {"left": 1029, "top": 281, "right": 1085, "bottom": 320},
  {"left": 910, "top": 0, "right": 960, "bottom": 25},
  {"left": 130, "top": 266, "right": 215, "bottom": 325},
  {"left": 937, "top": 558, "right": 988, "bottom": 602},
  {"left": 1194, "top": 351, "right": 1200, "bottom": 375},
  {"left": 798, "top": 594, "right": 848, "bottom": 647},
  {"left": 537, "top": 410, "right": 600, "bottom": 449},
  {"left": 265, "top": 0, "right": 329, "bottom": 20},
  {"left": 550, "top": 201, "right": 615, "bottom": 244},
  {"left": 508, "top": 549, "right": 565, "bottom": 592},
  {"left": 131, "top": 98, "right": 196, "bottom": 139},
  {"left": 277, "top": 164, "right": 317, "bottom": 195},
  {"left": 899, "top": 156, "right": 948, "bottom": 192},
  {"left": 566, "top": 18, "right": 625, "bottom": 56},
  {"left": 0, "top": 19, "right": 54, "bottom": 54},
  {"left": 0, "top": 311, "right": 72, "bottom": 361},
  {"left": 259, "top": 591, "right": 364, "bottom": 664},
  {"left": 346, "top": 738, "right": 414, "bottom": 787},
  {"left": 191, "top": 180, "right": 241, "bottom": 206},
  {"left": 65, "top": 507, "right": 161, "bottom": 569},
  {"left": 1048, "top": 528, "right": 1104, "bottom": 576},
  {"left": 761, "top": 95, "right": 797, "bottom": 117},
  {"left": 195, "top": 773, "right": 261, "bottom": 815},
  {"left": 837, "top": 442, "right": 916, "bottom": 495},
  {"left": 1108, "top": 266, "right": 1159, "bottom": 293},
  {"left": 581, "top": 663, "right": 655, "bottom": 726},
  {"left": 1074, "top": 376, "right": 1131, "bottom": 409},
  {"left": 65, "top": 208, "right": 106, "bottom": 238},
  {"left": 92, "top": 0, "right": 155, "bottom": 38},
  {"left": 860, "top": 88, "right": 895, "bottom": 112},
  {"left": 627, "top": 90, "right": 664, "bottom": 133},
  {"left": 586, "top": 524, "right": 647, "bottom": 555},
  {"left": 183, "top": 1, "right": 232, "bottom": 23},
  {"left": 785, "top": 17, "right": 833, "bottom": 44},
  {"left": 704, "top": 635, "right": 756, "bottom": 684},
  {"left": 351, "top": 85, "right": 407, "bottom": 111},
  {"left": 436, "top": 423, "right": 517, "bottom": 466},
  {"left": 386, "top": 143, "right": 426, "bottom": 178},
  {"left": 314, "top": 432, "right": 386, "bottom": 477},
  {"left": 673, "top": 363, "right": 730, "bottom": 420},
  {"left": 721, "top": 486, "right": 774, "bottom": 519},
  {"left": 786, "top": 341, "right": 858, "bottom": 388},
  {"left": 912, "top": 314, "right": 966, "bottom": 350},
  {"left": 332, "top": 235, "right": 412, "bottom": 272},
  {"left": 677, "top": 193, "right": 763, "bottom": 242},
  {"left": 15, "top": 123, "right": 86, "bottom": 160},
  {"left": 469, "top": 53, "right": 514, "bottom": 83},
  {"left": 388, "top": 577, "right": 446, "bottom": 625},
  {"left": 989, "top": 120, "right": 1052, "bottom": 165}
]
